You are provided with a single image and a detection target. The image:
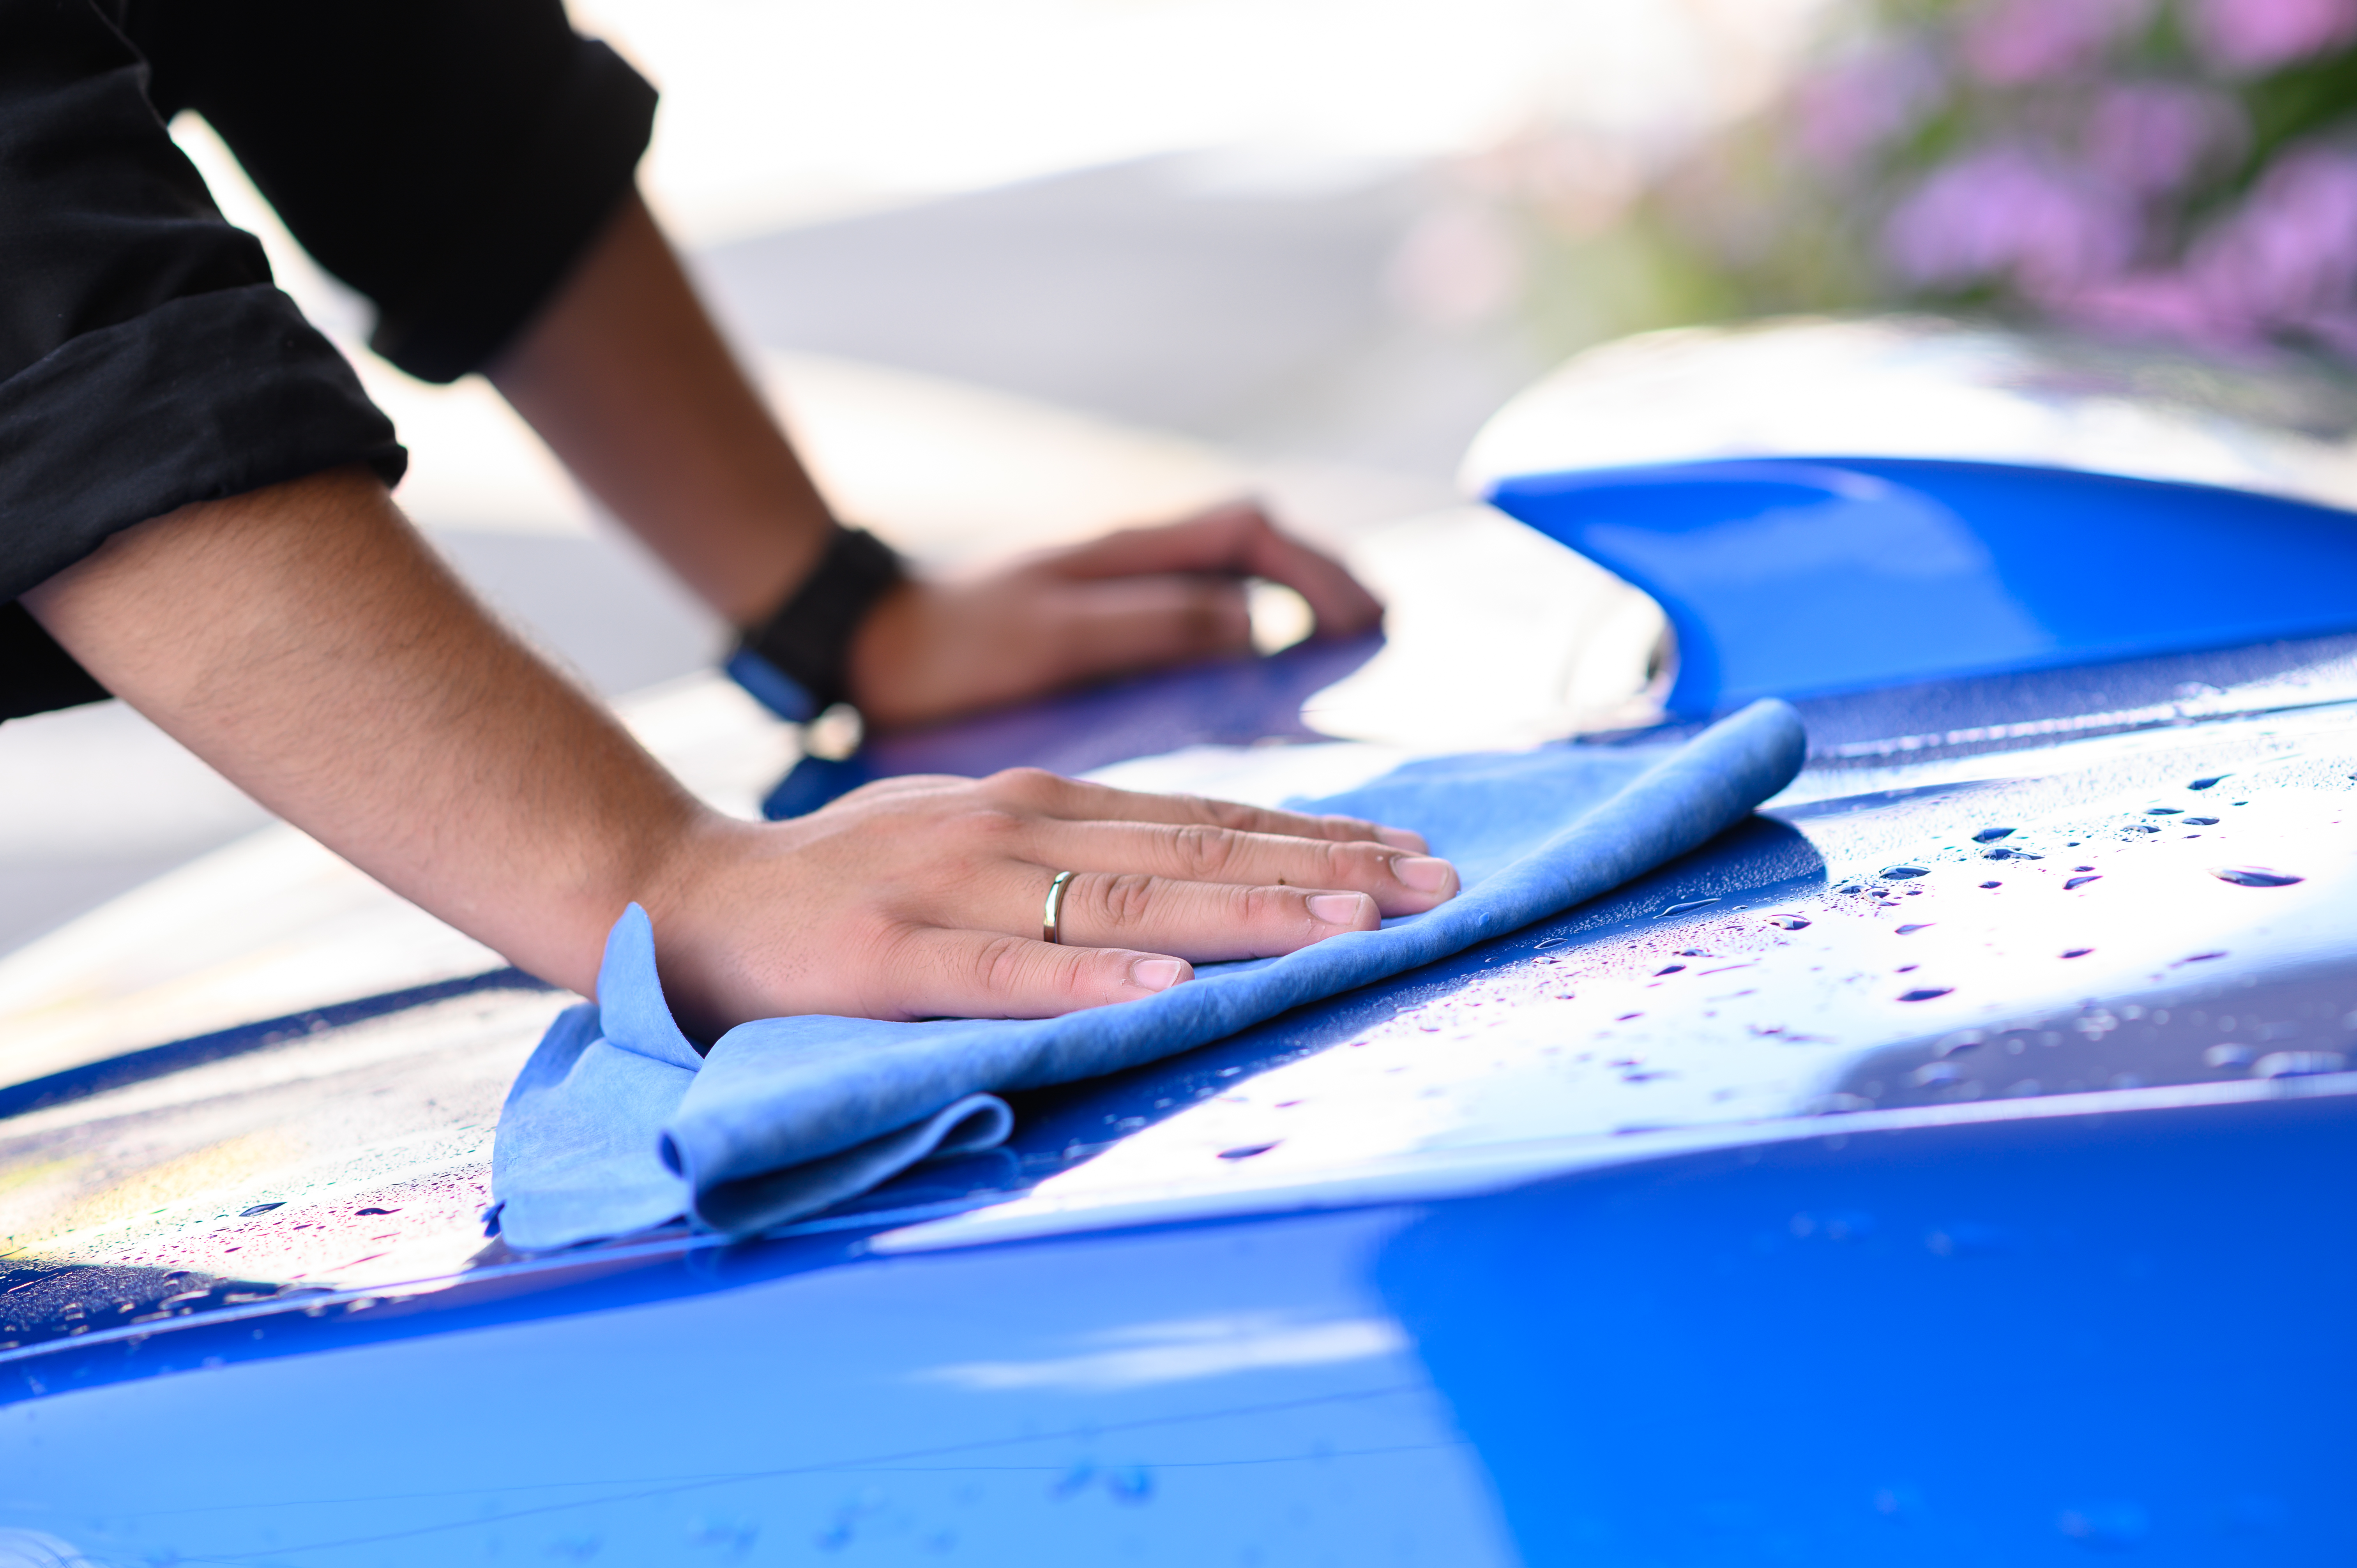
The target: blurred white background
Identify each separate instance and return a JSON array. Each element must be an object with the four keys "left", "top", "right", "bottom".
[{"left": 0, "top": 0, "right": 1832, "bottom": 959}]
